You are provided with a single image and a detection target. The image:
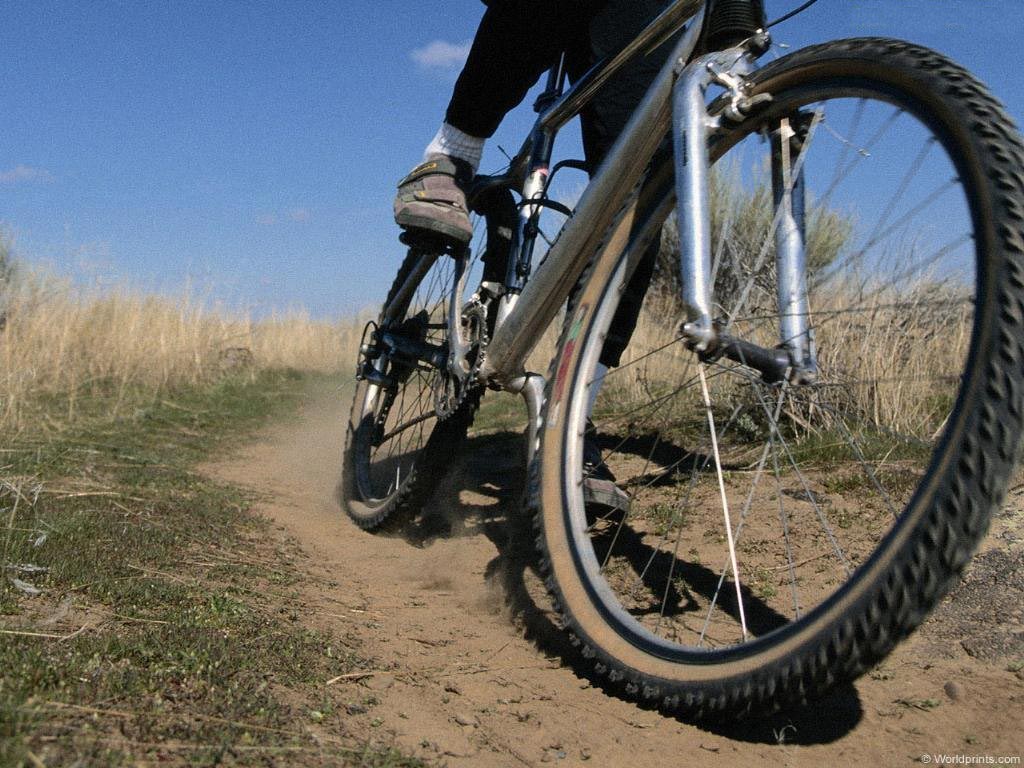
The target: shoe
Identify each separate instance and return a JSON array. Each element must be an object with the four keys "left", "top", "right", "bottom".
[
  {"left": 394, "top": 154, "right": 474, "bottom": 245},
  {"left": 583, "top": 420, "right": 631, "bottom": 513}
]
